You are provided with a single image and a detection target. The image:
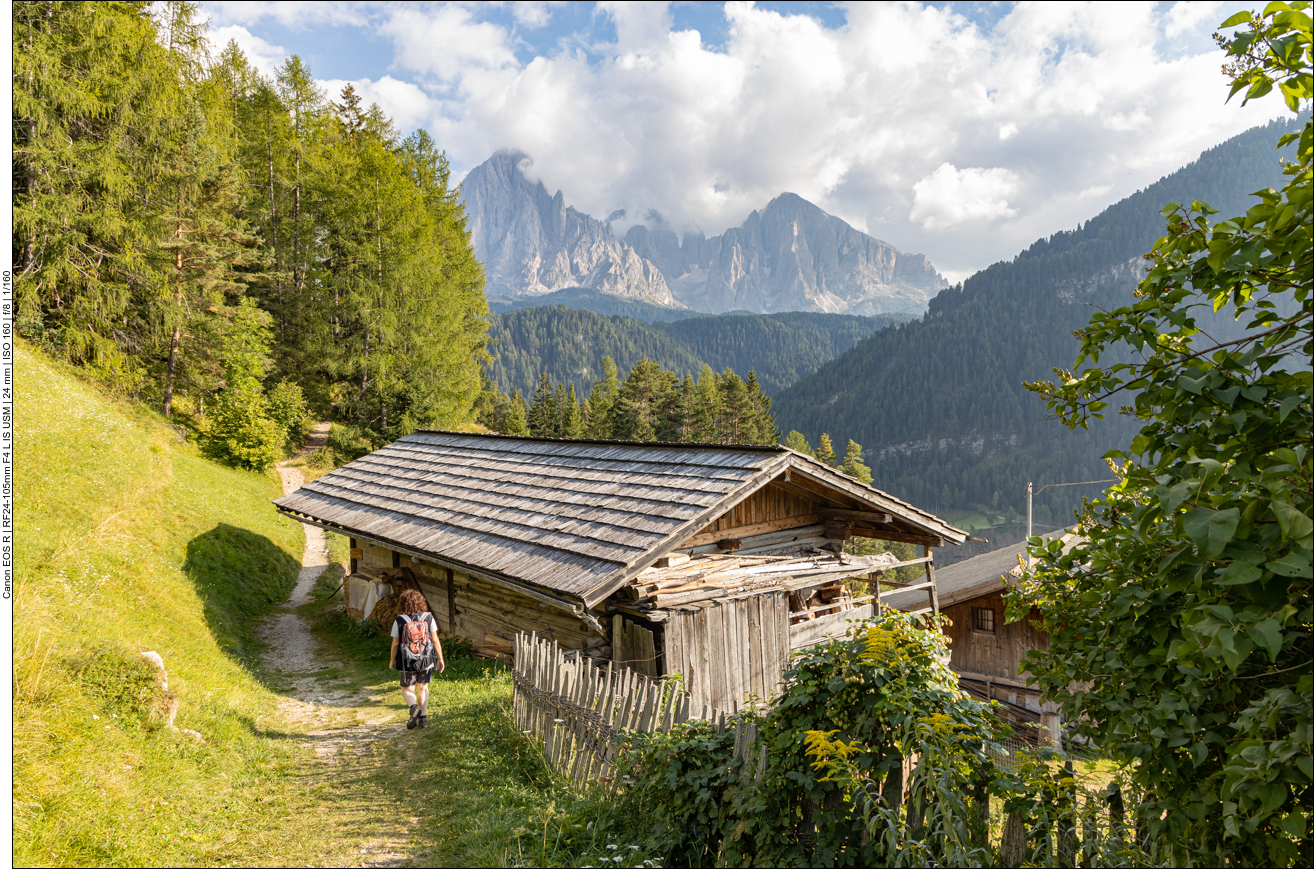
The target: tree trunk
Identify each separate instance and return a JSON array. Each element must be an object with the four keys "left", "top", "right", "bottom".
[
  {"left": 293, "top": 153, "right": 303, "bottom": 292},
  {"left": 163, "top": 324, "right": 181, "bottom": 416},
  {"left": 1000, "top": 811, "right": 1027, "bottom": 867}
]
